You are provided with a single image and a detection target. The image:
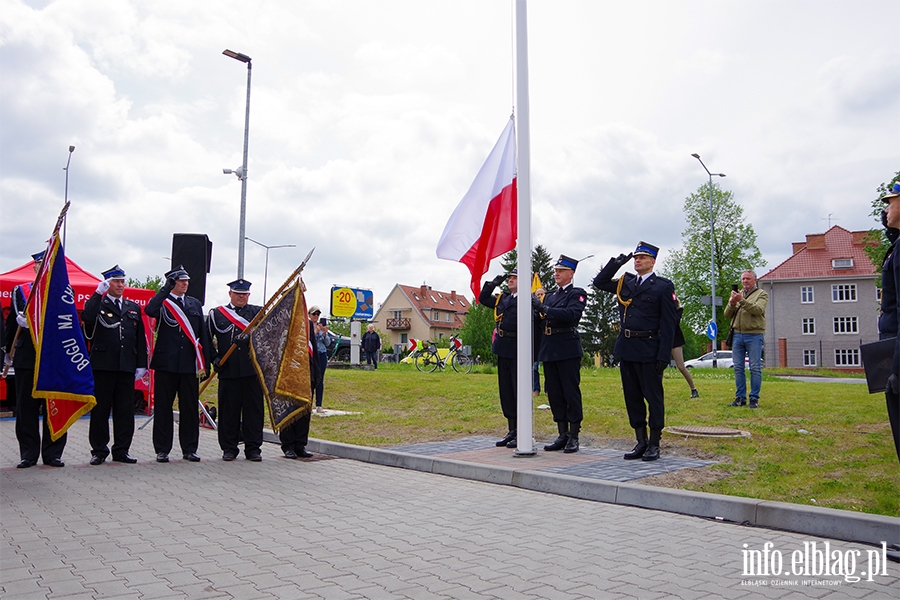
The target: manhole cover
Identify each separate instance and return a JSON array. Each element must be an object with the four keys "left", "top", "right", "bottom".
[{"left": 667, "top": 425, "right": 750, "bottom": 438}]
